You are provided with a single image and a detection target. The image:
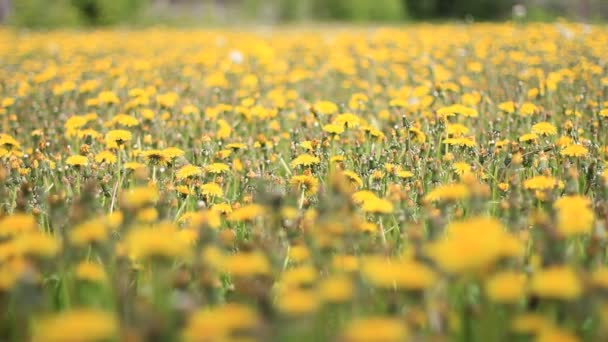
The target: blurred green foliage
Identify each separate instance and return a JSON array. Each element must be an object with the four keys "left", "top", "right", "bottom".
[
  {"left": 10, "top": 0, "right": 147, "bottom": 28},
  {"left": 524, "top": 7, "right": 559, "bottom": 22},
  {"left": 7, "top": 0, "right": 603, "bottom": 28},
  {"left": 11, "top": 0, "right": 81, "bottom": 28},
  {"left": 279, "top": 0, "right": 512, "bottom": 22},
  {"left": 71, "top": 0, "right": 148, "bottom": 25},
  {"left": 404, "top": 0, "right": 514, "bottom": 20},
  {"left": 311, "top": 0, "right": 405, "bottom": 22}
]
